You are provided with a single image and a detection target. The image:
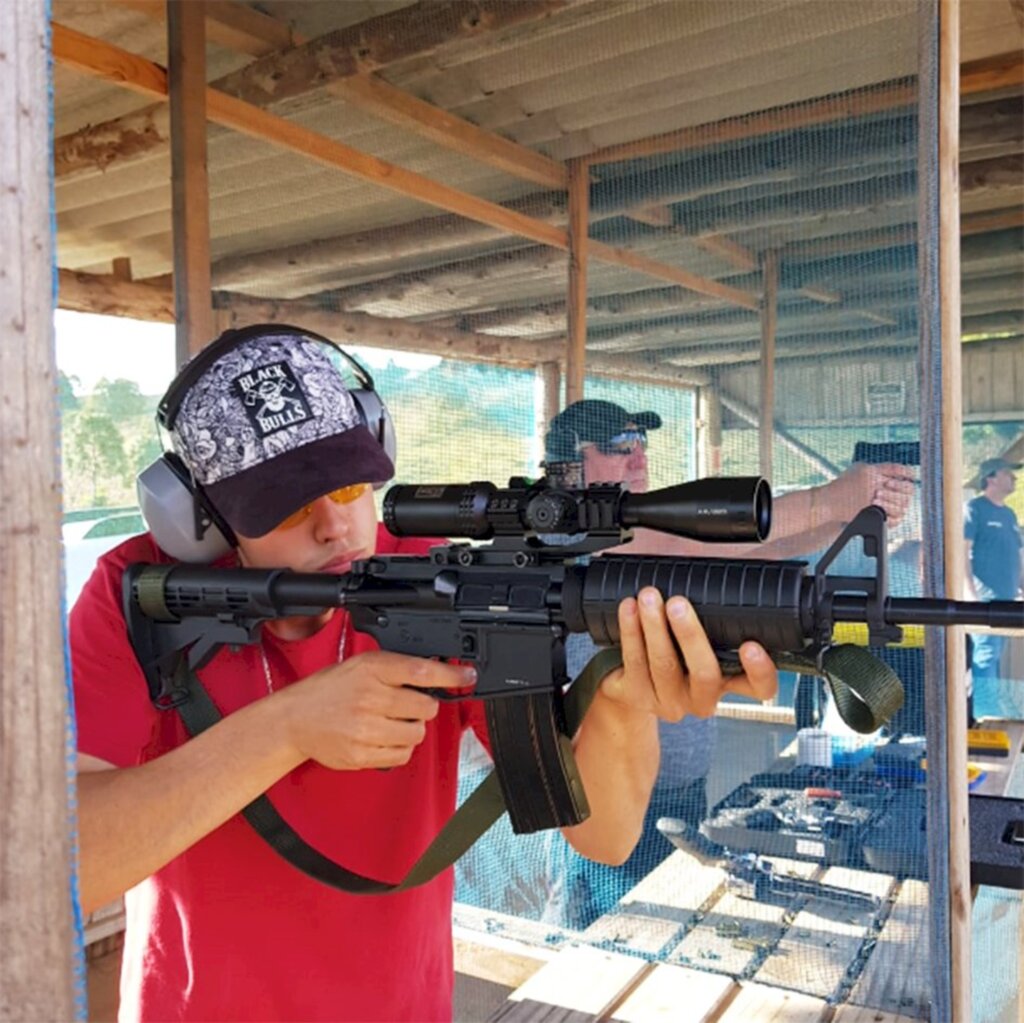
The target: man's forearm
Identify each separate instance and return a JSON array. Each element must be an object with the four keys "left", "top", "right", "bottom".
[
  {"left": 560, "top": 688, "right": 658, "bottom": 865},
  {"left": 77, "top": 690, "right": 305, "bottom": 914}
]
